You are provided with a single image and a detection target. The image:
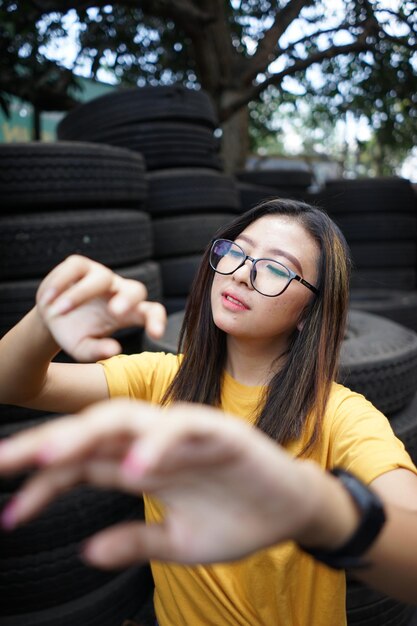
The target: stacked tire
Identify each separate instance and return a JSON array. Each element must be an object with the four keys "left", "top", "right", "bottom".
[
  {"left": 57, "top": 85, "right": 241, "bottom": 314},
  {"left": 0, "top": 142, "right": 157, "bottom": 625},
  {"left": 0, "top": 142, "right": 162, "bottom": 353},
  {"left": 142, "top": 308, "right": 417, "bottom": 626},
  {"left": 235, "top": 163, "right": 314, "bottom": 211},
  {"left": 319, "top": 177, "right": 417, "bottom": 331}
]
